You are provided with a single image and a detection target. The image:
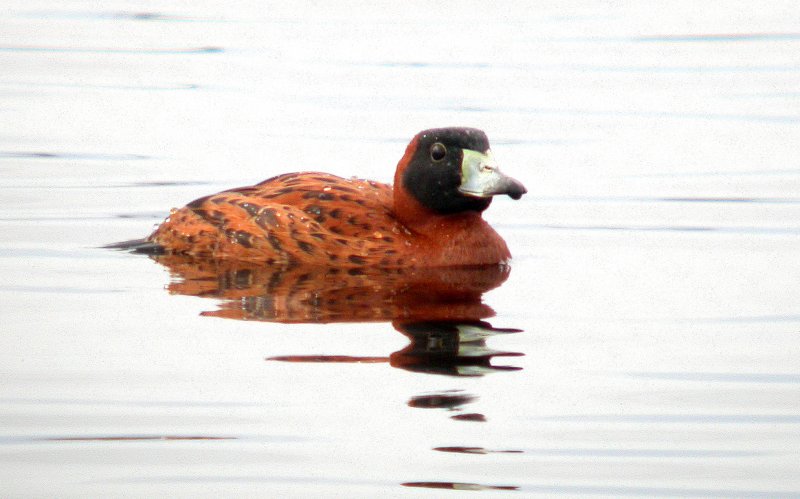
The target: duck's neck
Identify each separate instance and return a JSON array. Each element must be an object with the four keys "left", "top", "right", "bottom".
[{"left": 392, "top": 185, "right": 510, "bottom": 266}]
